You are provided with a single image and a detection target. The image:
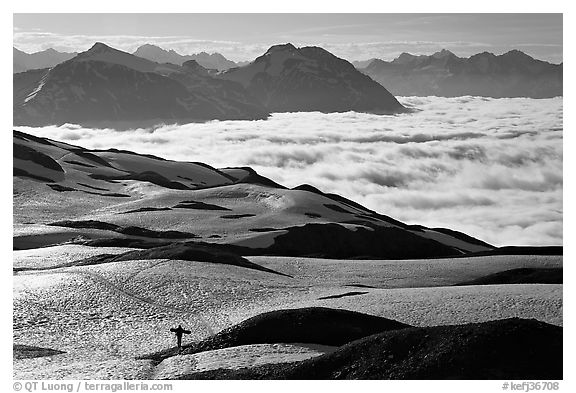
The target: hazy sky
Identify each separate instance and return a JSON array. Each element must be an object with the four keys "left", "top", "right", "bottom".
[{"left": 13, "top": 13, "right": 563, "bottom": 63}]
